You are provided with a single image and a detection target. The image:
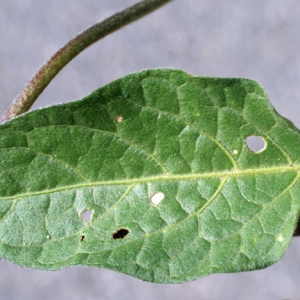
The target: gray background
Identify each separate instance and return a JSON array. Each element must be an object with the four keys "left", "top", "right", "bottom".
[{"left": 1, "top": 0, "right": 300, "bottom": 299}]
